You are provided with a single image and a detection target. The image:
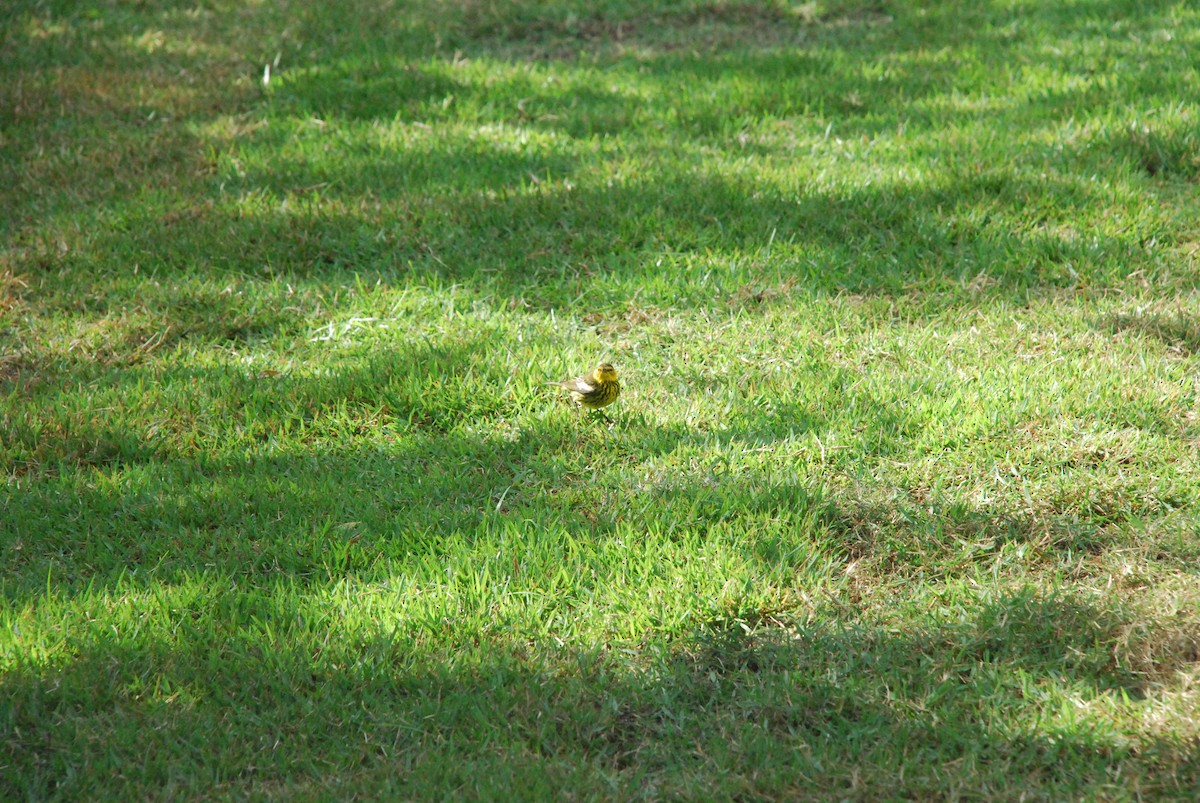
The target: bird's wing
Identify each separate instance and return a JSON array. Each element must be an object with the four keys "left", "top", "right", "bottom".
[{"left": 561, "top": 377, "right": 595, "bottom": 393}]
